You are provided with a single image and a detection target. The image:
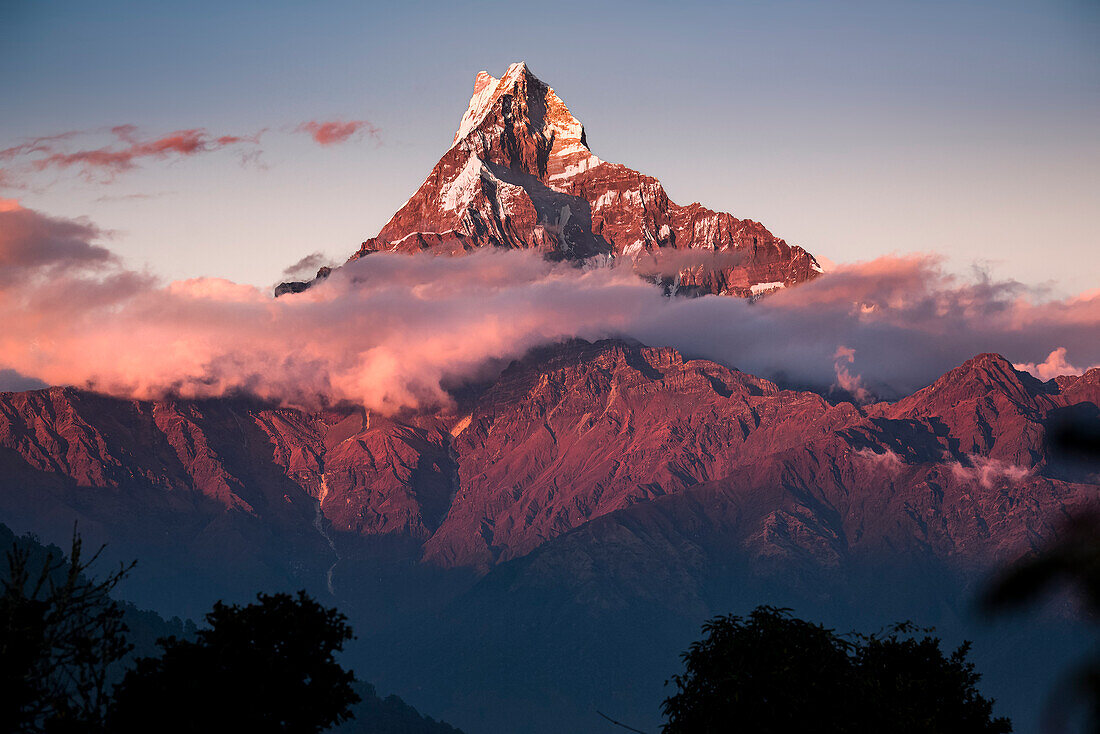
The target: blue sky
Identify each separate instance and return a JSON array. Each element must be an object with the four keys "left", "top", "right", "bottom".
[{"left": 2, "top": 0, "right": 1097, "bottom": 292}]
